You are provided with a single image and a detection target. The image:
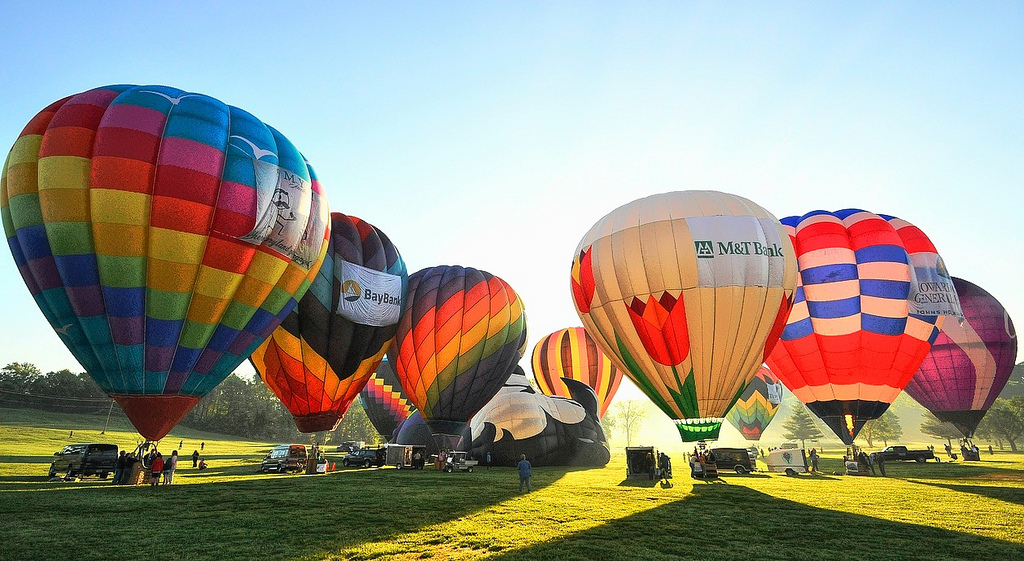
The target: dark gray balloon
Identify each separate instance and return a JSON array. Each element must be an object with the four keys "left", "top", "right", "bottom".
[{"left": 458, "top": 367, "right": 610, "bottom": 467}]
